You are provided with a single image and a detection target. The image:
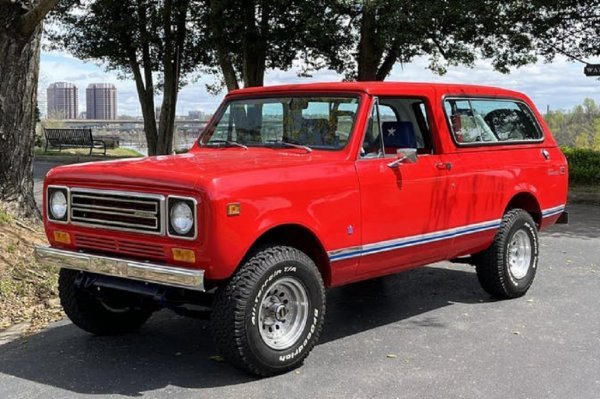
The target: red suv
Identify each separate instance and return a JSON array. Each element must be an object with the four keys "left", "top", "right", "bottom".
[{"left": 36, "top": 82, "right": 568, "bottom": 376}]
